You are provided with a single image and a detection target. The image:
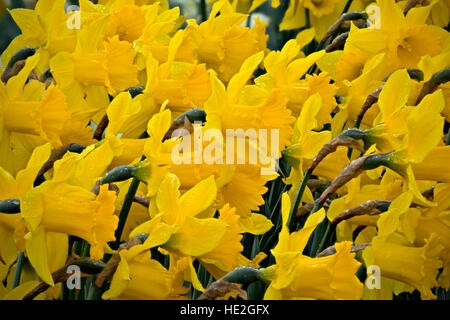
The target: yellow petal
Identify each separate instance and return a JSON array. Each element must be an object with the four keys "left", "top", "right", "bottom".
[
  {"left": 286, "top": 50, "right": 325, "bottom": 82},
  {"left": 406, "top": 165, "right": 437, "bottom": 207},
  {"left": 2, "top": 281, "right": 45, "bottom": 300},
  {"left": 14, "top": 143, "right": 51, "bottom": 196},
  {"left": 25, "top": 227, "right": 54, "bottom": 286},
  {"left": 227, "top": 51, "right": 264, "bottom": 103},
  {"left": 156, "top": 173, "right": 181, "bottom": 218},
  {"left": 179, "top": 175, "right": 217, "bottom": 217},
  {"left": 102, "top": 251, "right": 131, "bottom": 300},
  {"left": 238, "top": 213, "right": 274, "bottom": 235},
  {"left": 400, "top": 90, "right": 445, "bottom": 163},
  {"left": 295, "top": 28, "right": 315, "bottom": 49},
  {"left": 378, "top": 69, "right": 411, "bottom": 122},
  {"left": 164, "top": 216, "right": 228, "bottom": 256},
  {"left": 188, "top": 256, "right": 205, "bottom": 292}
]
